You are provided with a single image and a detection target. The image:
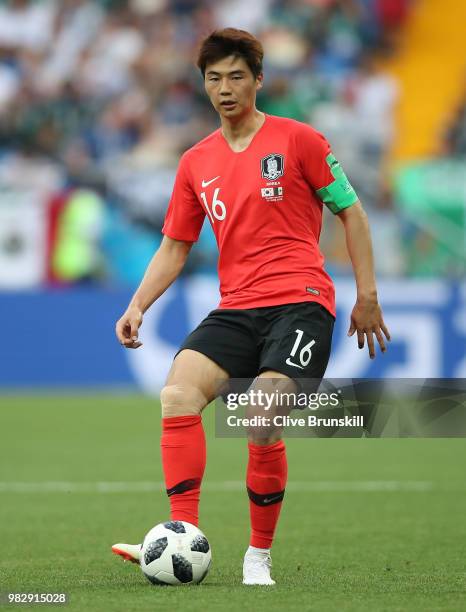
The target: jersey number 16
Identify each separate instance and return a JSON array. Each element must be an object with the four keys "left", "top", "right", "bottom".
[{"left": 200, "top": 188, "right": 226, "bottom": 223}]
